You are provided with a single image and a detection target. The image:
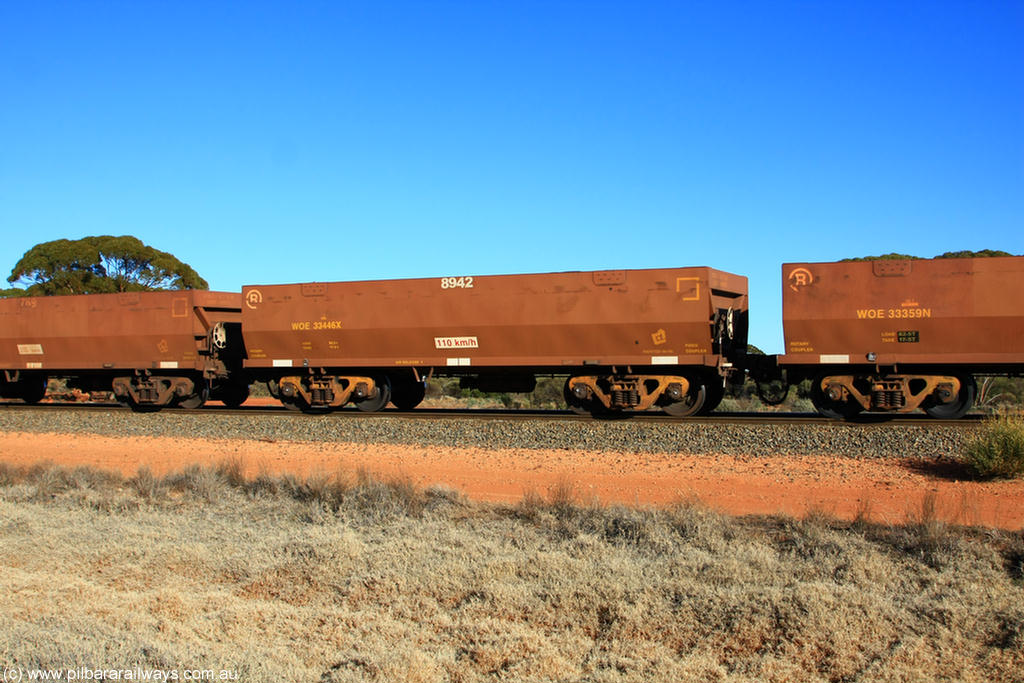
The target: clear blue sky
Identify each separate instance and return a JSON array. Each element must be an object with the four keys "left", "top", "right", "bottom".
[{"left": 2, "top": 1, "right": 1021, "bottom": 352}]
